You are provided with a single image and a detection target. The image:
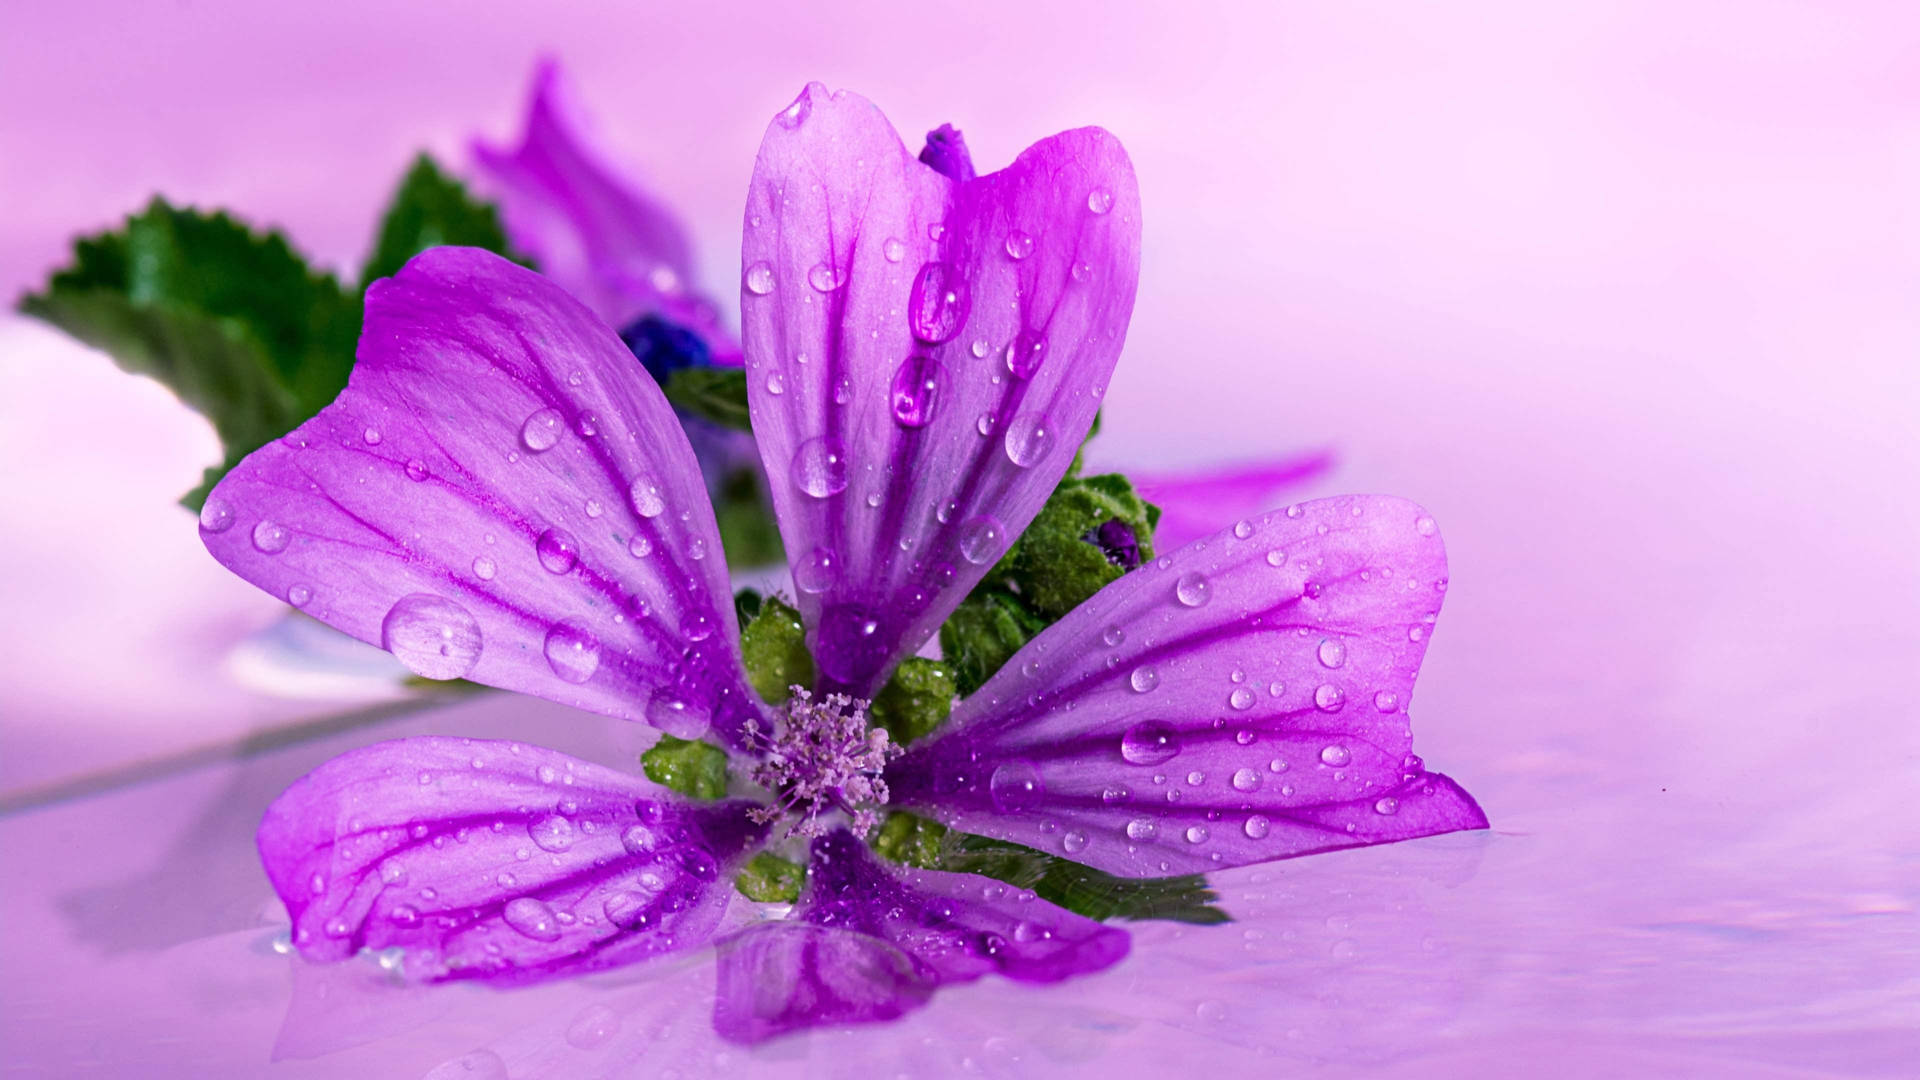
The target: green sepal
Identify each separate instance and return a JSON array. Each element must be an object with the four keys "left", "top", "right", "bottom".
[
  {"left": 18, "top": 198, "right": 359, "bottom": 509},
  {"left": 867, "top": 657, "right": 956, "bottom": 744},
  {"left": 713, "top": 466, "right": 785, "bottom": 568},
  {"left": 361, "top": 154, "right": 526, "bottom": 286},
  {"left": 734, "top": 851, "right": 805, "bottom": 903},
  {"left": 938, "top": 832, "right": 1229, "bottom": 925},
  {"left": 740, "top": 595, "right": 814, "bottom": 704},
  {"left": 938, "top": 589, "right": 1048, "bottom": 696},
  {"left": 1004, "top": 472, "right": 1158, "bottom": 620},
  {"left": 871, "top": 812, "right": 949, "bottom": 869},
  {"left": 639, "top": 735, "right": 729, "bottom": 800},
  {"left": 662, "top": 367, "right": 753, "bottom": 432}
]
